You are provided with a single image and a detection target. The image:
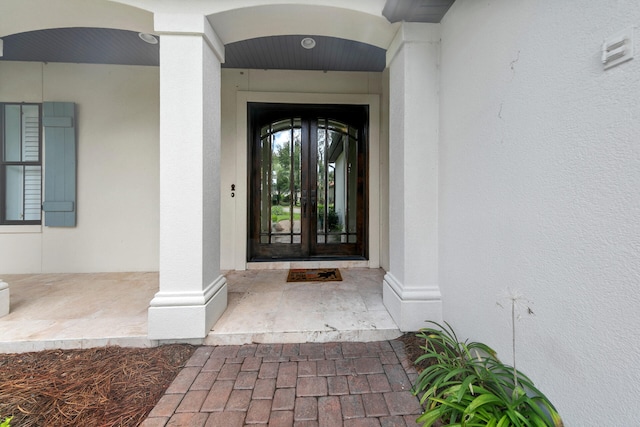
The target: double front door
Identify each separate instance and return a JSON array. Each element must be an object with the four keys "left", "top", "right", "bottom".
[{"left": 248, "top": 103, "right": 368, "bottom": 261}]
